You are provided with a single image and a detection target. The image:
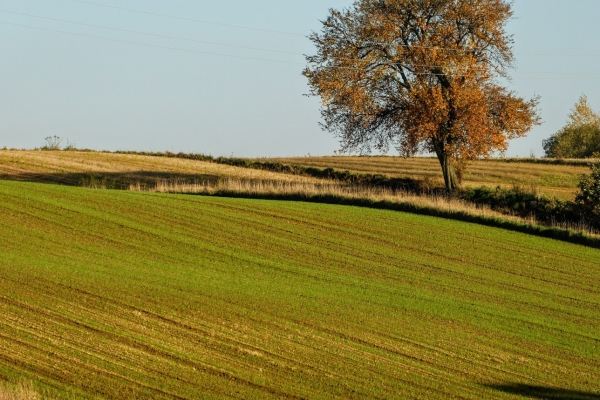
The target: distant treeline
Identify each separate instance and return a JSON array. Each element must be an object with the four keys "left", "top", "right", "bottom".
[{"left": 487, "top": 158, "right": 597, "bottom": 167}]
